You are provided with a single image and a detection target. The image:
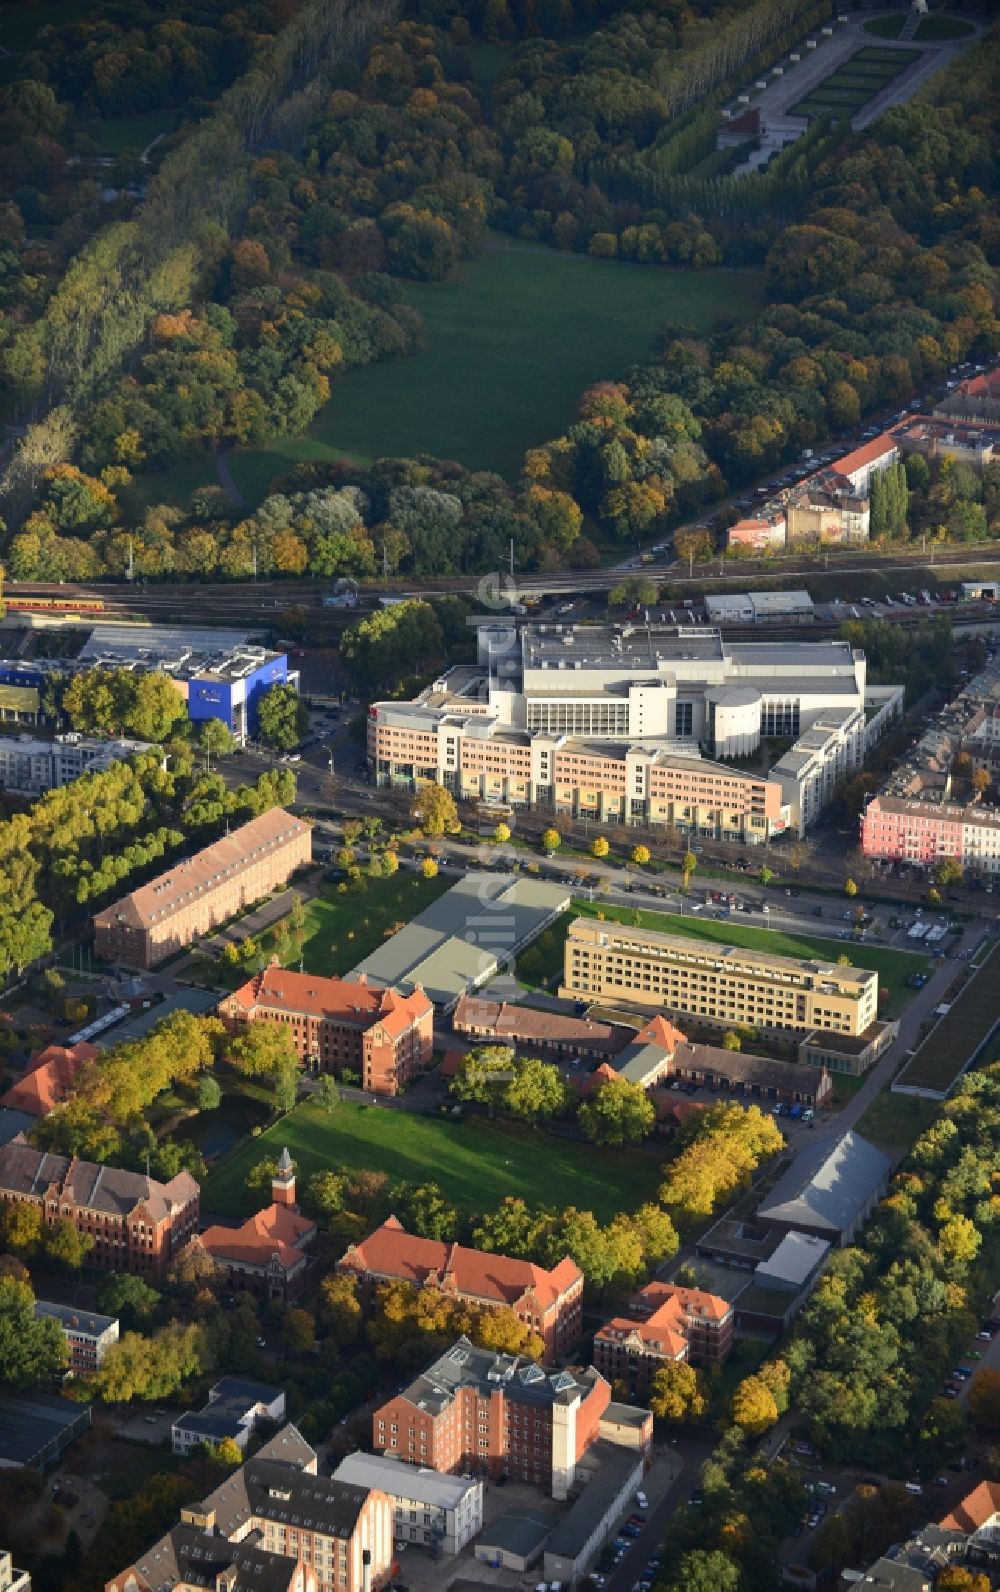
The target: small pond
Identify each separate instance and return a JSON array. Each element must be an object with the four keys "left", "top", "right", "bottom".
[{"left": 176, "top": 1091, "right": 271, "bottom": 1161}]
